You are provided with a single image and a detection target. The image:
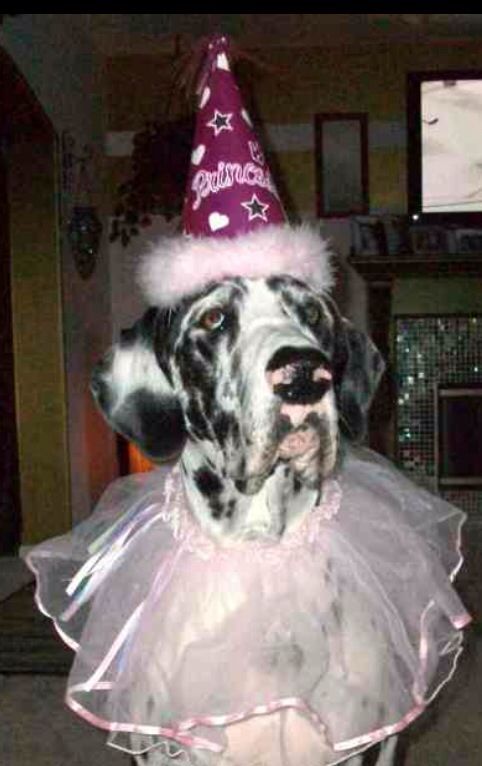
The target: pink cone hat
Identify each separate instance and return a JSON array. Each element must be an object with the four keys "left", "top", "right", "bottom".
[
  {"left": 182, "top": 35, "right": 286, "bottom": 238},
  {"left": 140, "top": 36, "right": 333, "bottom": 307}
]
